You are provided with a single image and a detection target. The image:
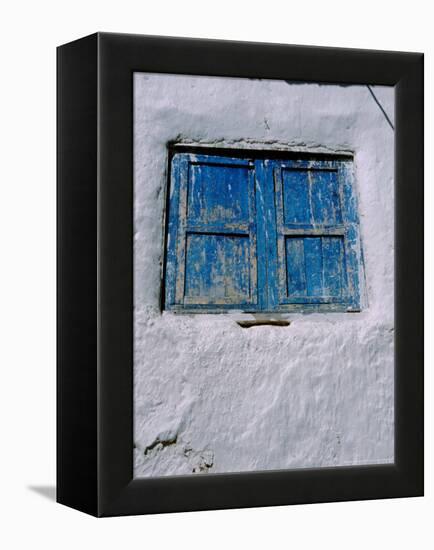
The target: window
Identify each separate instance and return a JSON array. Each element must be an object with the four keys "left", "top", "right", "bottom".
[{"left": 164, "top": 150, "right": 362, "bottom": 313}]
